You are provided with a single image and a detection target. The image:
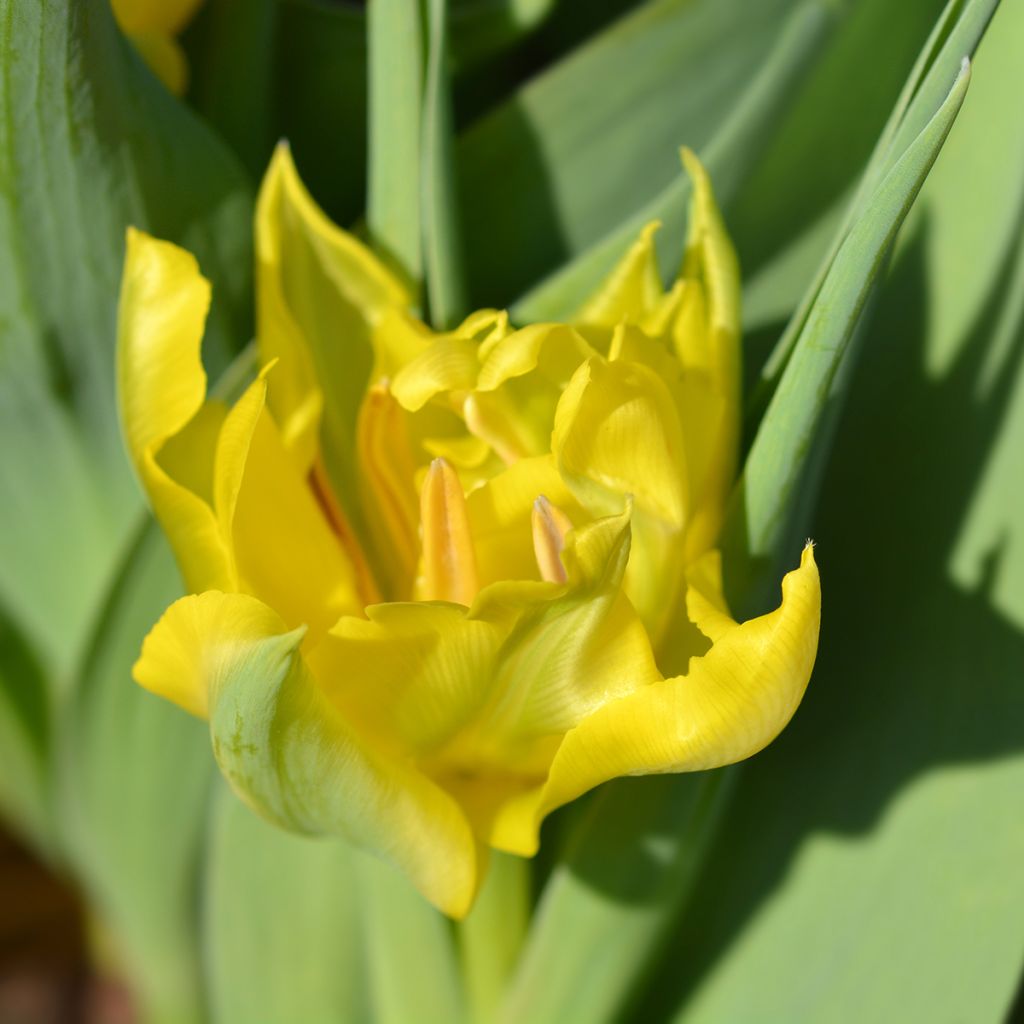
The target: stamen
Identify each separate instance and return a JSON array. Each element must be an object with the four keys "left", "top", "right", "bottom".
[
  {"left": 532, "top": 495, "right": 573, "bottom": 584},
  {"left": 419, "top": 458, "right": 479, "bottom": 605}
]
